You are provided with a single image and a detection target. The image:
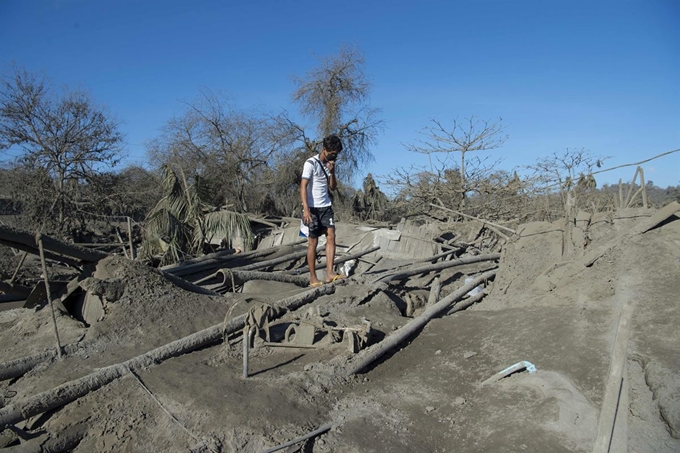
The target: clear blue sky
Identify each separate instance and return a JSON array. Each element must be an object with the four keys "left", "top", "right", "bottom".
[{"left": 1, "top": 0, "right": 678, "bottom": 189}]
